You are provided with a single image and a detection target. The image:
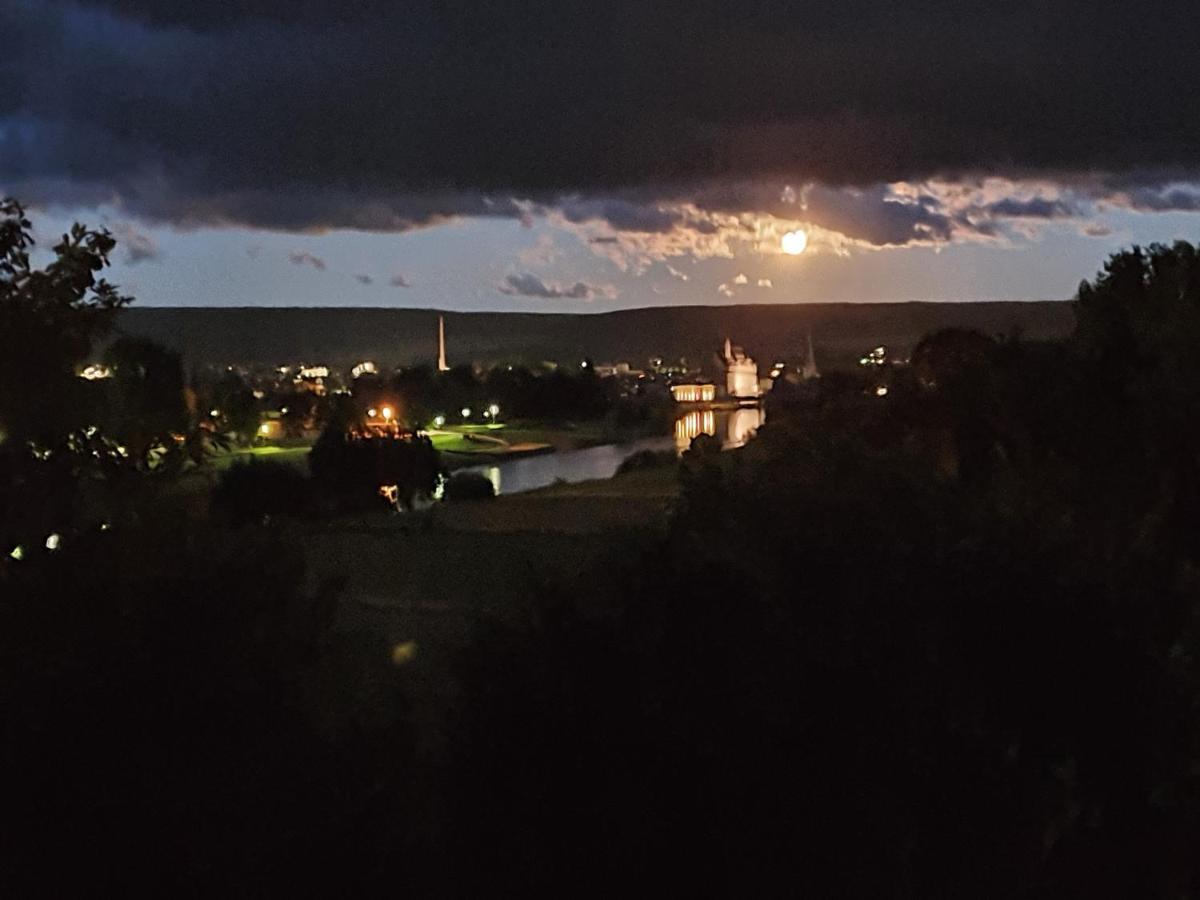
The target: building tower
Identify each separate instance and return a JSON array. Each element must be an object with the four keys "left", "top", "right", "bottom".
[
  {"left": 437, "top": 315, "right": 450, "bottom": 372},
  {"left": 801, "top": 332, "right": 820, "bottom": 380},
  {"left": 723, "top": 336, "right": 760, "bottom": 399}
]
